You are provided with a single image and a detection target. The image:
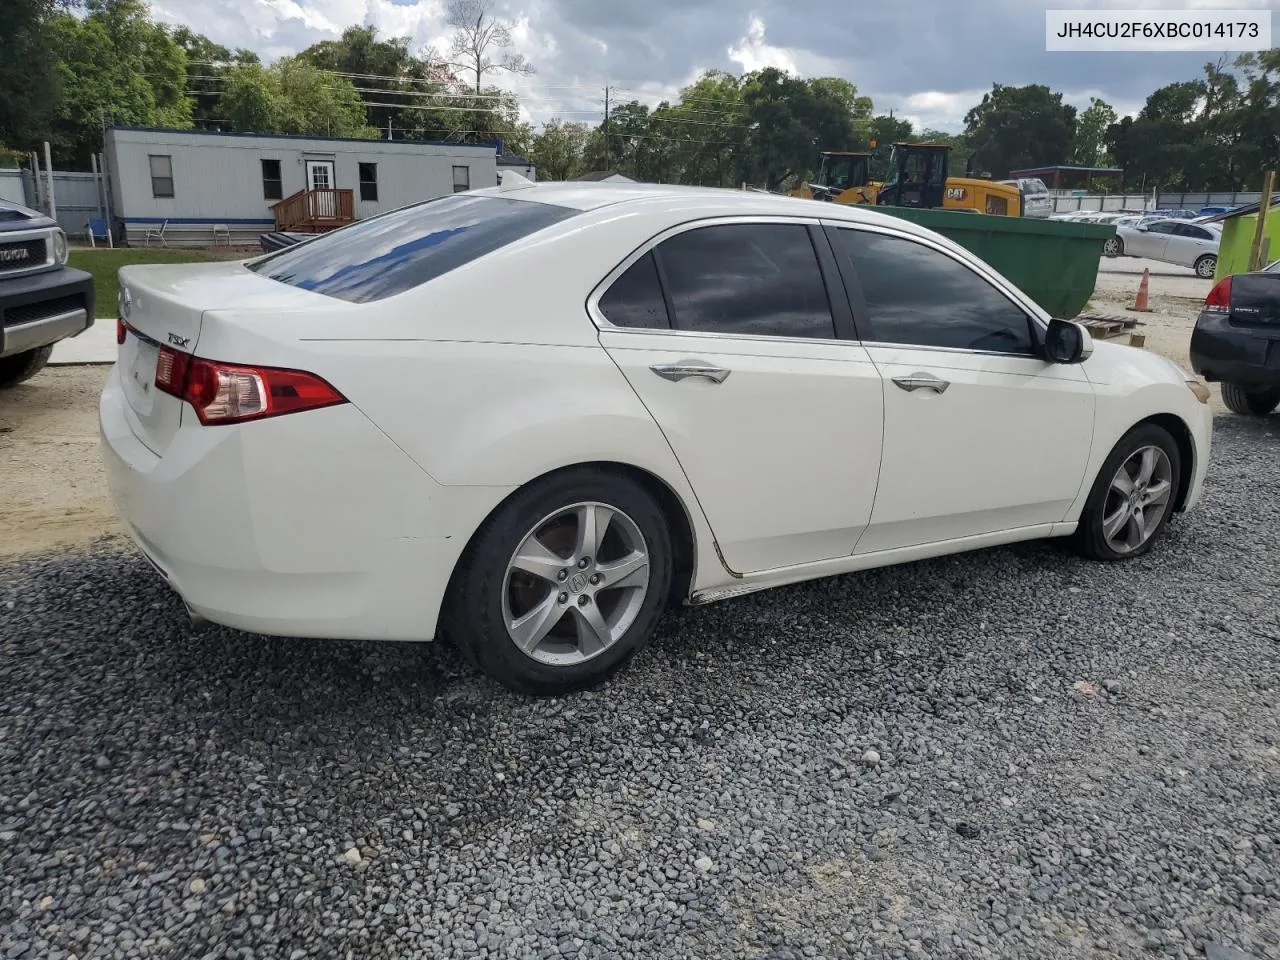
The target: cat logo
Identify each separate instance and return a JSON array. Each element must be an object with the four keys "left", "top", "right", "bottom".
[{"left": 946, "top": 186, "right": 967, "bottom": 201}]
